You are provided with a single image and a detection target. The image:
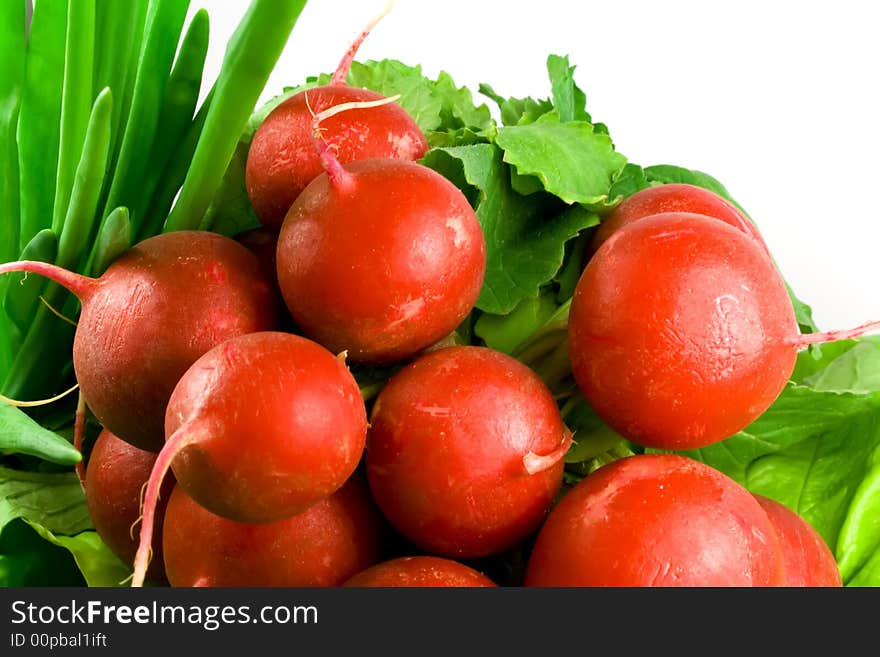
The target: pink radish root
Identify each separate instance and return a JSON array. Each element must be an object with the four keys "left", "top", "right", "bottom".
[
  {"left": 73, "top": 392, "right": 87, "bottom": 487},
  {"left": 789, "top": 320, "right": 880, "bottom": 347},
  {"left": 131, "top": 422, "right": 209, "bottom": 587},
  {"left": 523, "top": 429, "right": 574, "bottom": 475}
]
